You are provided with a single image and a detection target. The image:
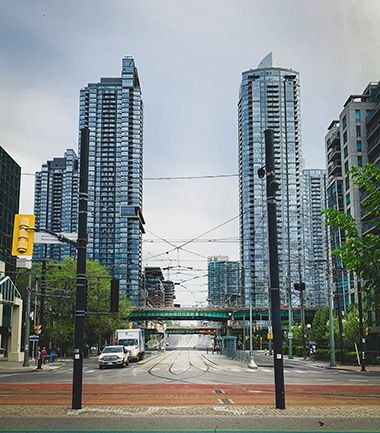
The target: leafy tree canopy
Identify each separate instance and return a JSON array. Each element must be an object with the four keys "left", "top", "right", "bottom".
[
  {"left": 323, "top": 164, "right": 380, "bottom": 312},
  {"left": 16, "top": 258, "right": 131, "bottom": 352}
]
